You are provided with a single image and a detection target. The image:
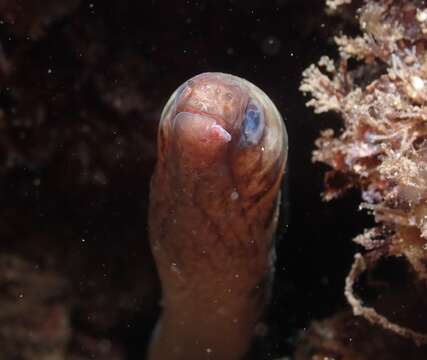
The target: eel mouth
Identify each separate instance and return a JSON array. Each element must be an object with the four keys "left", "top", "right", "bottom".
[{"left": 171, "top": 111, "right": 232, "bottom": 159}]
